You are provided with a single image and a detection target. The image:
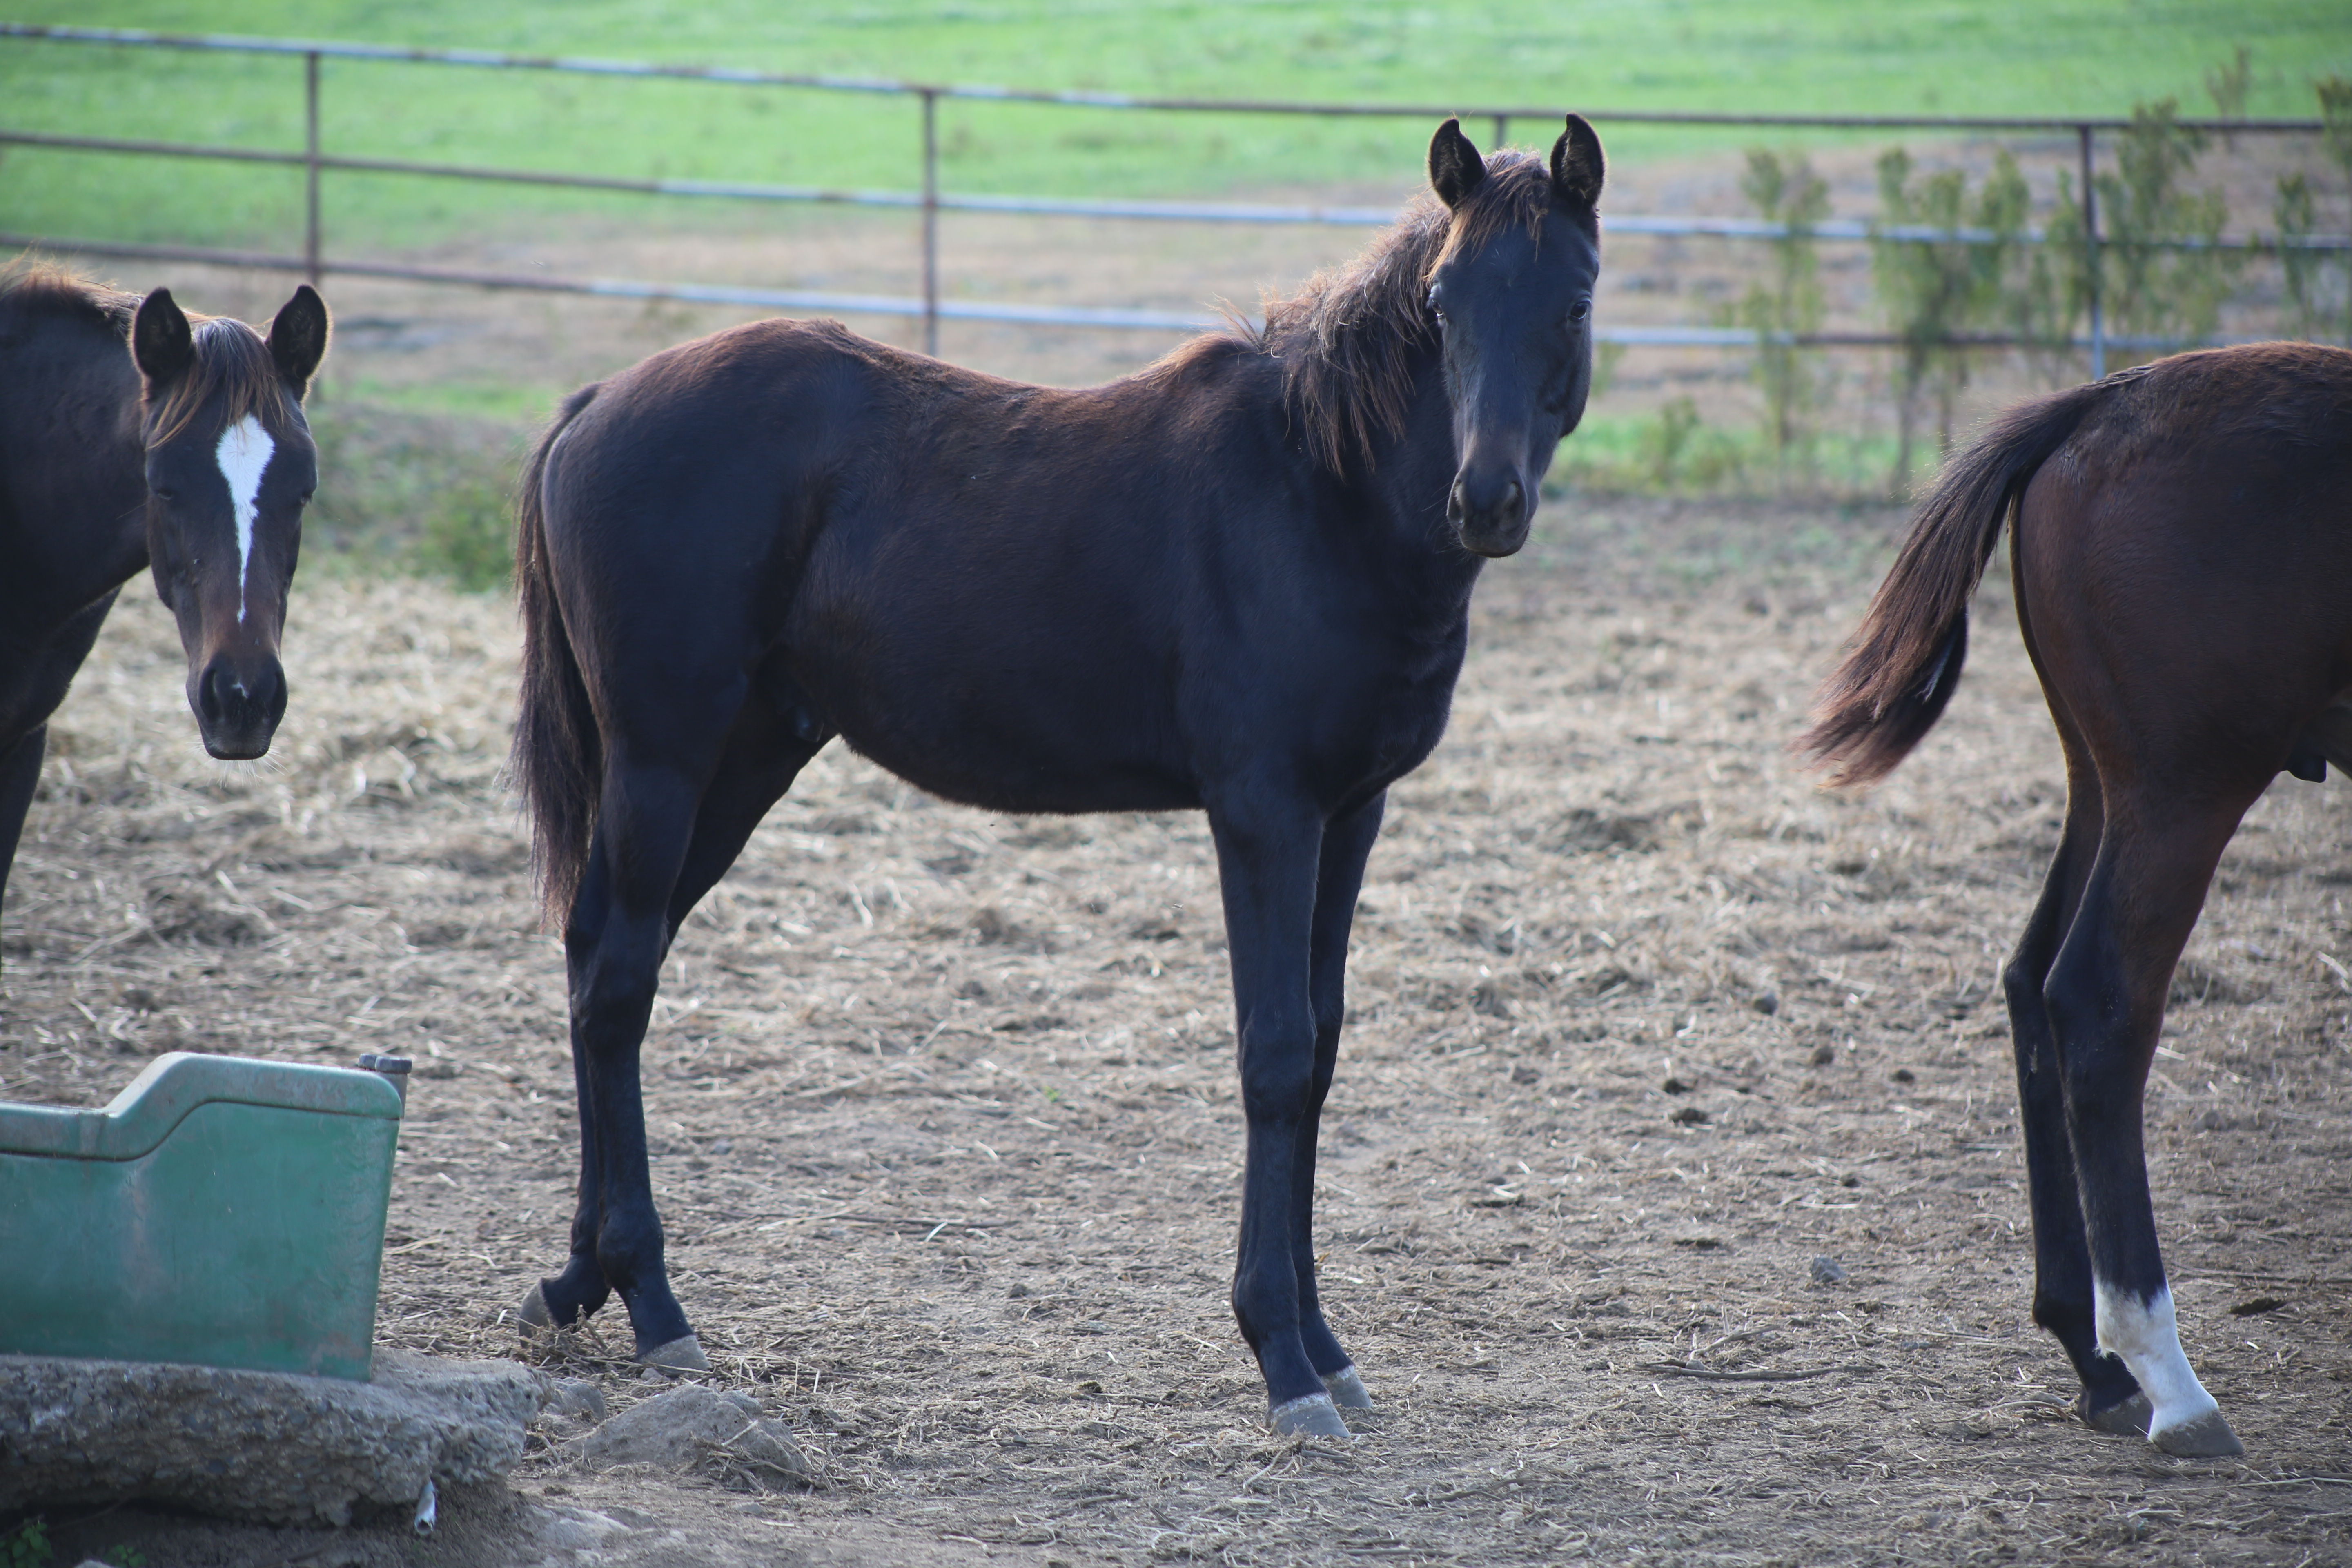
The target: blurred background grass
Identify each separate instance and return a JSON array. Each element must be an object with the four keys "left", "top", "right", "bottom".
[{"left": 4, "top": 1, "right": 2348, "bottom": 250}]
